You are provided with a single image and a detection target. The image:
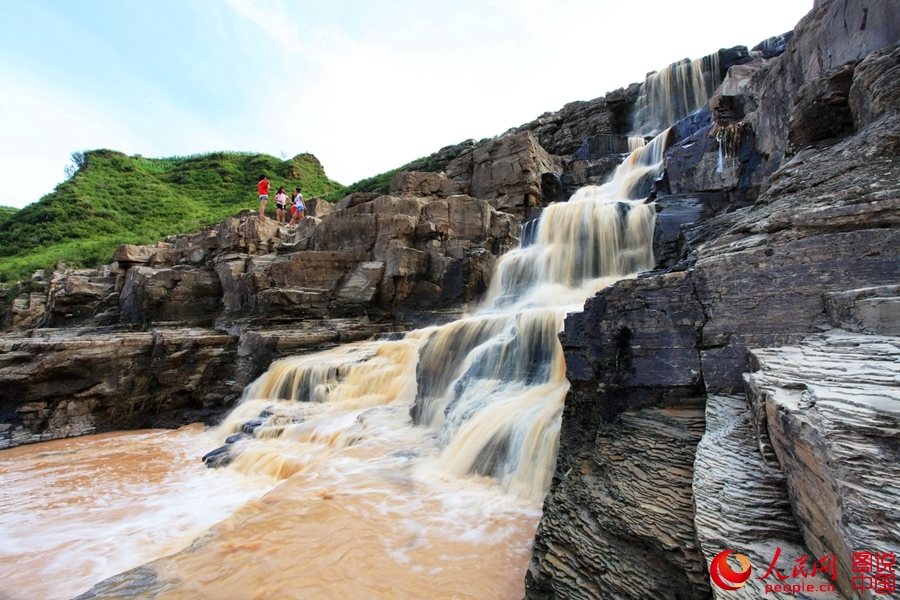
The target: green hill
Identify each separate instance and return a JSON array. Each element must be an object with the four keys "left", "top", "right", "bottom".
[
  {"left": 0, "top": 150, "right": 344, "bottom": 282},
  {"left": 0, "top": 206, "right": 18, "bottom": 230}
]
